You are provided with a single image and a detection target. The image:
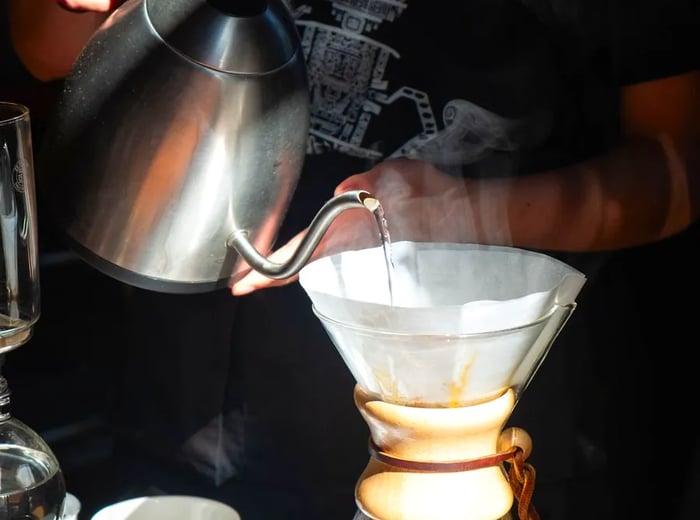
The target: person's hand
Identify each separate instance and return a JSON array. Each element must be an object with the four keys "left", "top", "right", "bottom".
[
  {"left": 9, "top": 0, "right": 129, "bottom": 81},
  {"left": 58, "top": 0, "right": 125, "bottom": 12},
  {"left": 230, "top": 158, "right": 477, "bottom": 296}
]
